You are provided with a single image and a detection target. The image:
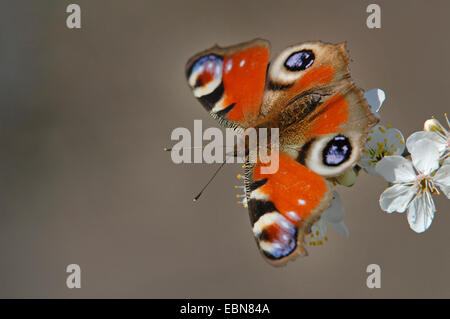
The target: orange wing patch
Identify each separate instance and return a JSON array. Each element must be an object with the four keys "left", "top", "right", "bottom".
[
  {"left": 222, "top": 46, "right": 269, "bottom": 123},
  {"left": 308, "top": 93, "right": 349, "bottom": 136},
  {"left": 254, "top": 153, "right": 329, "bottom": 223},
  {"left": 289, "top": 65, "right": 335, "bottom": 97}
]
